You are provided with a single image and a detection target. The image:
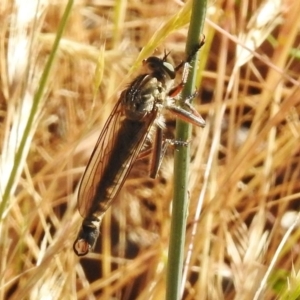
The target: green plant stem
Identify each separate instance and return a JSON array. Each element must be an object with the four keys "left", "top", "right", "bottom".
[
  {"left": 0, "top": 0, "right": 74, "bottom": 218},
  {"left": 166, "top": 0, "right": 207, "bottom": 299}
]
